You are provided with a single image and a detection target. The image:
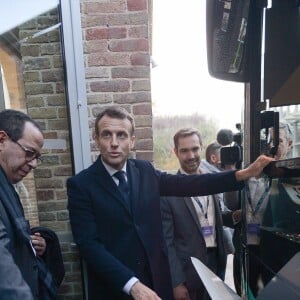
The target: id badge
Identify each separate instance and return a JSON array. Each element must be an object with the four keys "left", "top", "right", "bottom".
[
  {"left": 202, "top": 225, "right": 213, "bottom": 237},
  {"left": 247, "top": 223, "right": 260, "bottom": 235}
]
